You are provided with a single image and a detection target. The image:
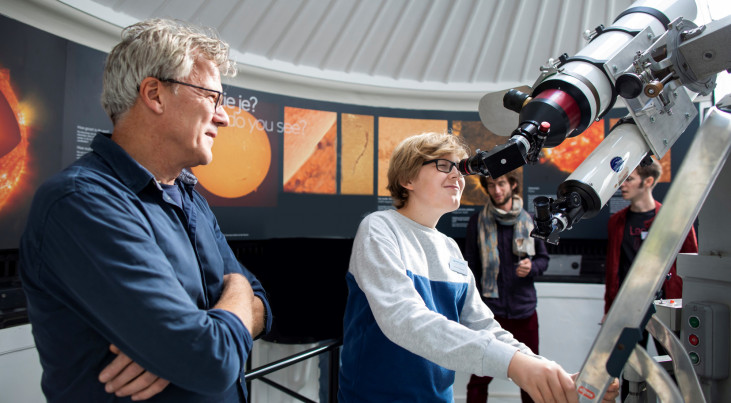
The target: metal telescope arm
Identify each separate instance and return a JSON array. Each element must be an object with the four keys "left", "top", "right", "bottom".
[{"left": 574, "top": 101, "right": 731, "bottom": 403}]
